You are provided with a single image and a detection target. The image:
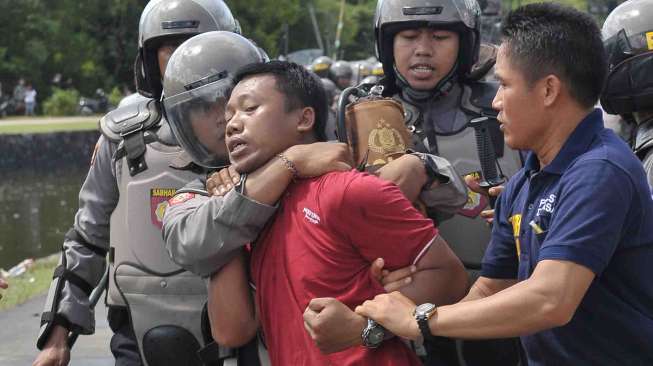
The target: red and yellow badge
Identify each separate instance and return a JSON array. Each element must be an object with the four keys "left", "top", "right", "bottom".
[
  {"left": 150, "top": 188, "right": 177, "bottom": 229},
  {"left": 167, "top": 192, "right": 196, "bottom": 206}
]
